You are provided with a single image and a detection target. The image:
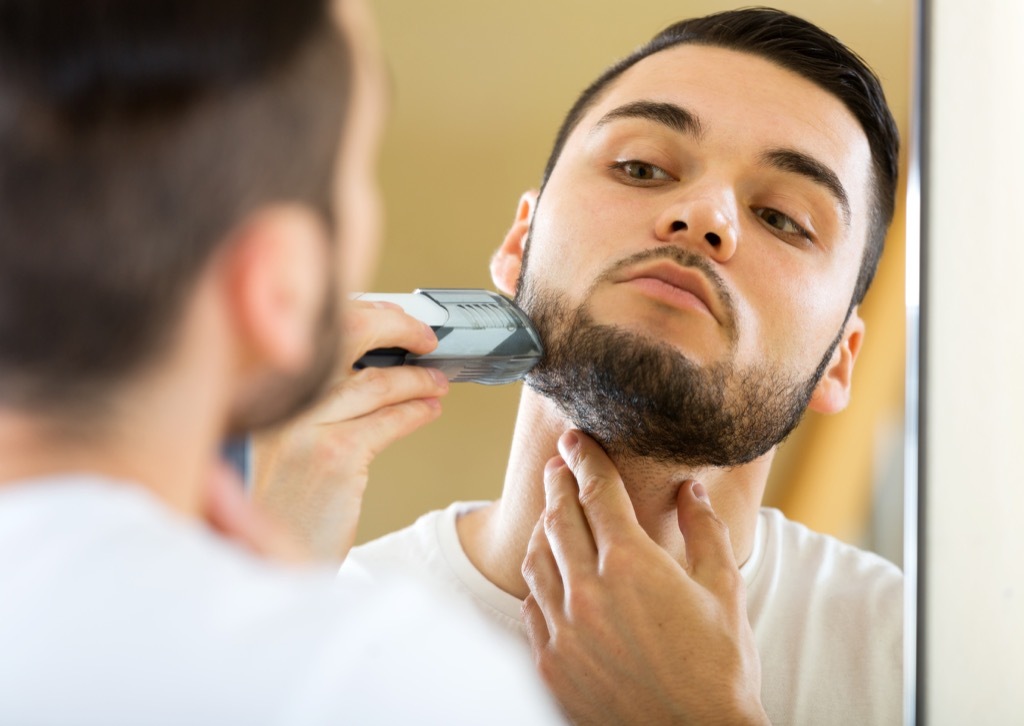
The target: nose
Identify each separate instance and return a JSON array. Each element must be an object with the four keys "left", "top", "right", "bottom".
[{"left": 654, "top": 188, "right": 738, "bottom": 262}]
